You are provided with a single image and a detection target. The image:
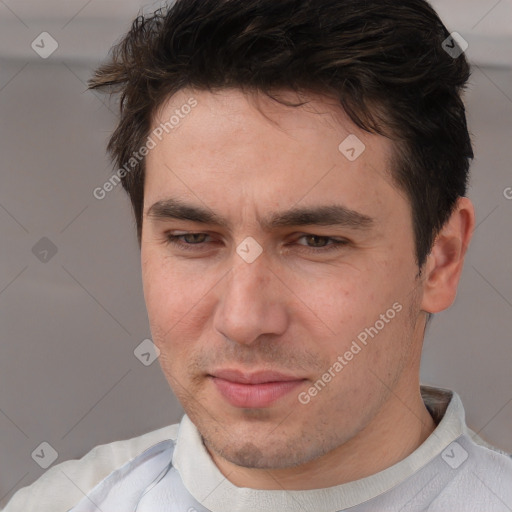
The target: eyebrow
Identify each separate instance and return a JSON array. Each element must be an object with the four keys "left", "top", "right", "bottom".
[{"left": 146, "top": 198, "right": 374, "bottom": 231}]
